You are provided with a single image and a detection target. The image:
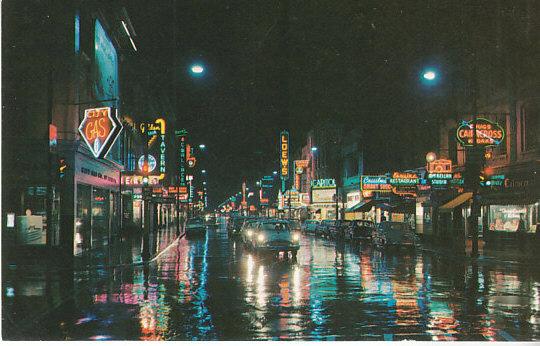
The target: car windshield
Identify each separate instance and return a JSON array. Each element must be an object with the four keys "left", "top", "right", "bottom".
[{"left": 261, "top": 222, "right": 290, "bottom": 232}]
